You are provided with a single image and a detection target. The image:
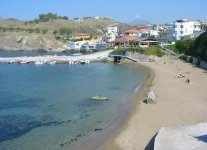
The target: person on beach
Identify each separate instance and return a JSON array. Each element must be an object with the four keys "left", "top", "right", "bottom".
[
  {"left": 175, "top": 73, "right": 185, "bottom": 78},
  {"left": 186, "top": 78, "right": 190, "bottom": 84}
]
